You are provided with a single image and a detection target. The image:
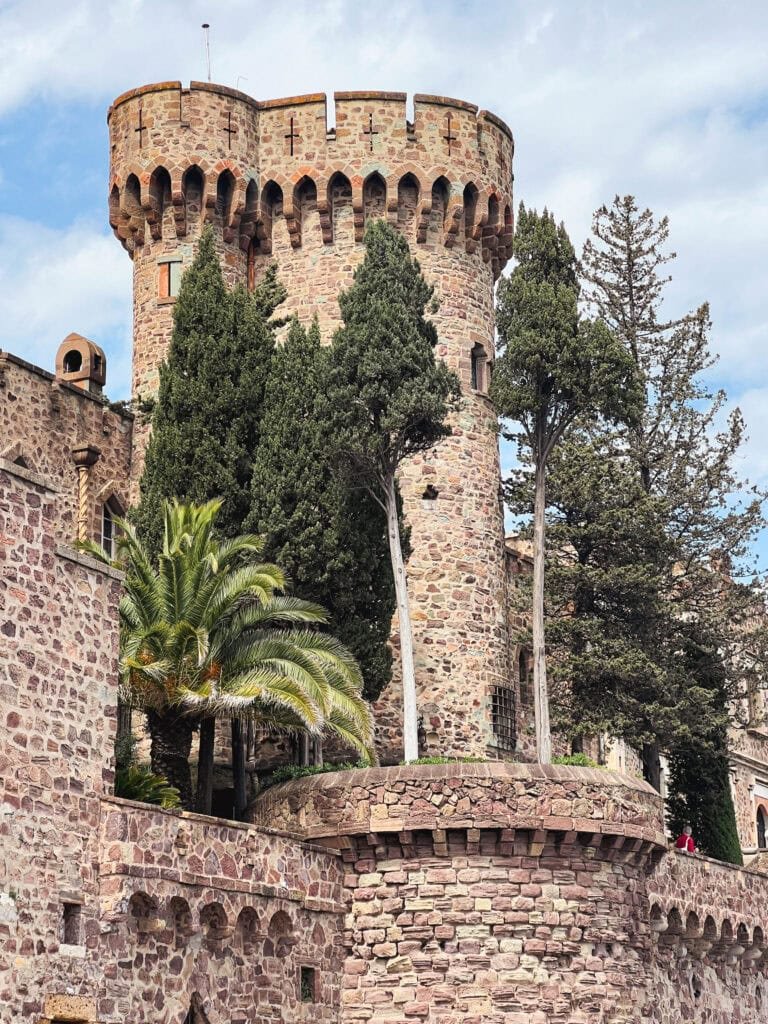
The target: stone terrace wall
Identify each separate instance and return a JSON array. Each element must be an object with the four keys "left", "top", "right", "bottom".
[
  {"left": 251, "top": 762, "right": 667, "bottom": 1022},
  {"left": 97, "top": 797, "right": 347, "bottom": 1023},
  {"left": 646, "top": 850, "right": 768, "bottom": 1023},
  {"left": 0, "top": 461, "right": 124, "bottom": 1023}
]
